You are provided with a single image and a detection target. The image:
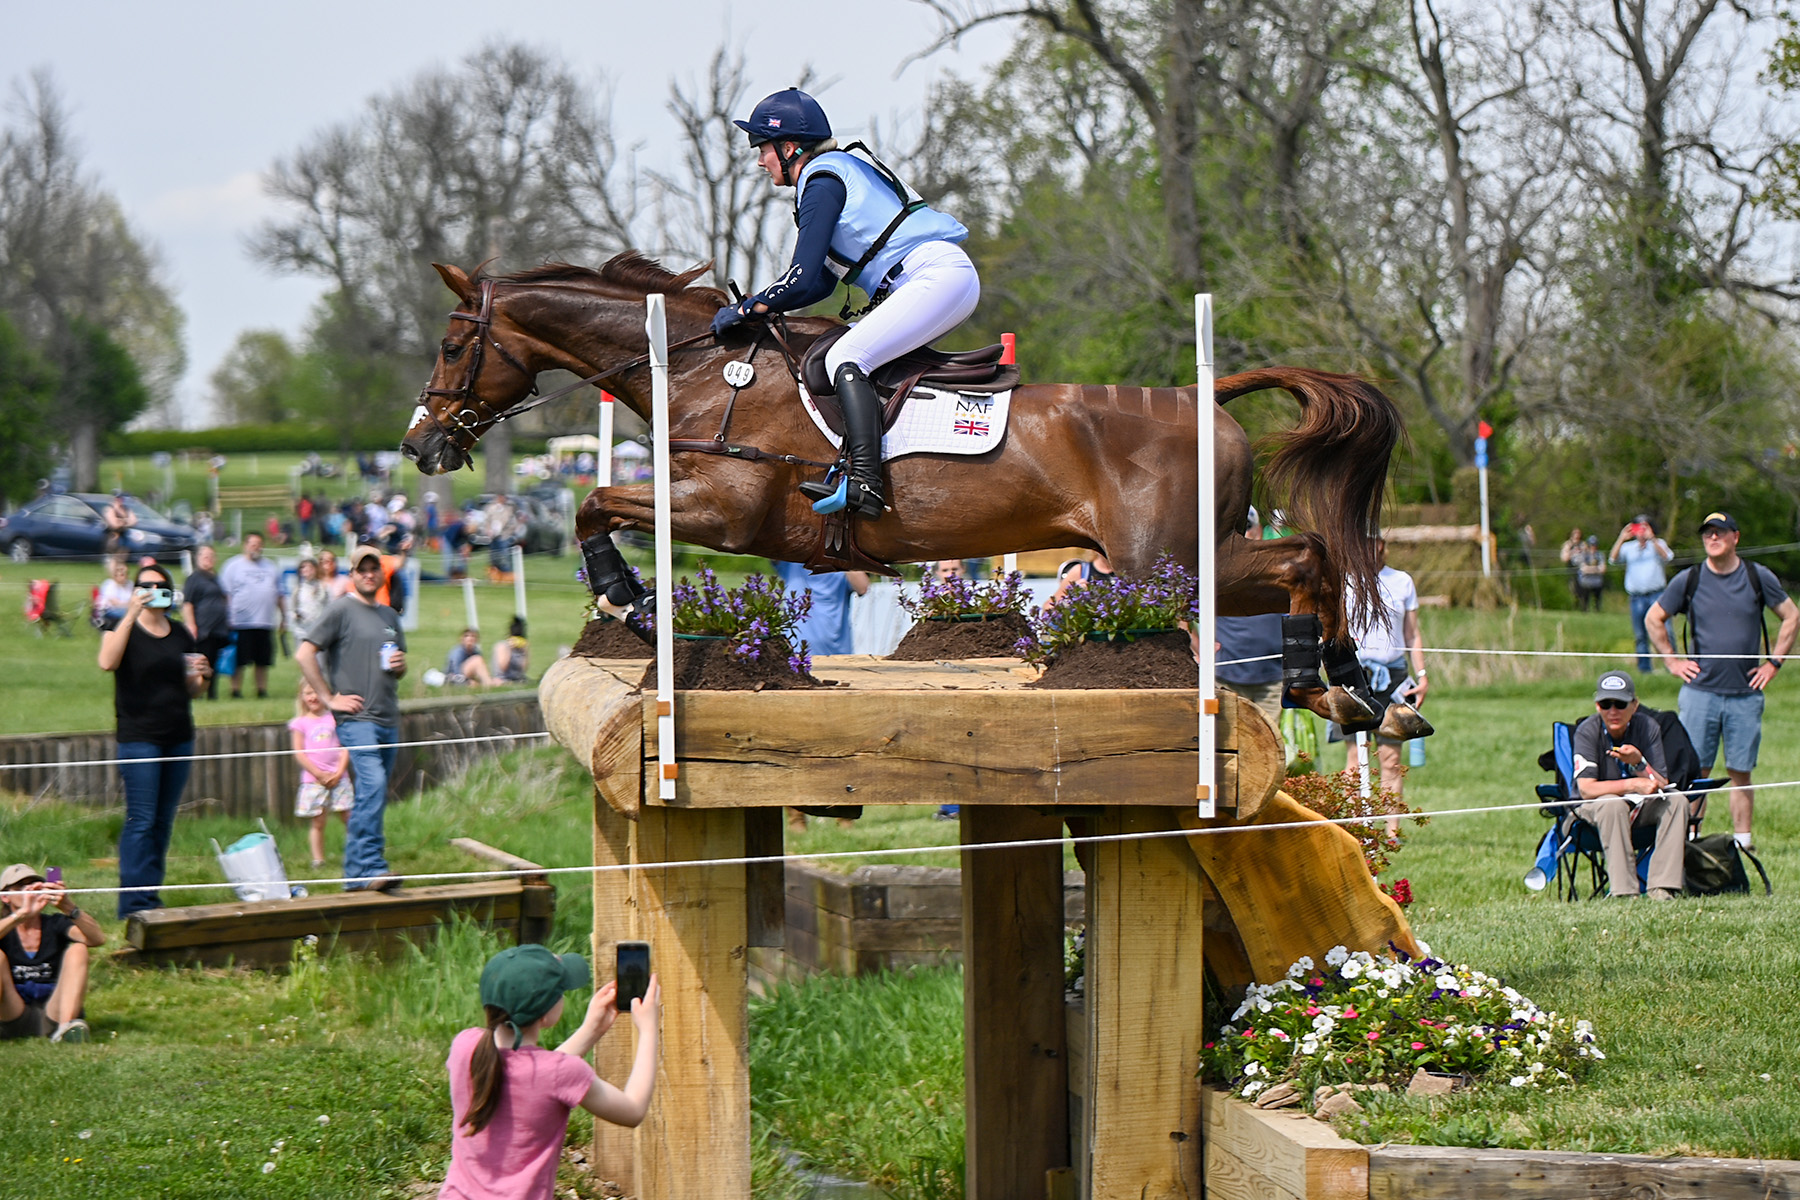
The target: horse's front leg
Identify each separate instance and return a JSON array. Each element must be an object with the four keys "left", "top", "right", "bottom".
[{"left": 576, "top": 484, "right": 655, "bottom": 606}]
